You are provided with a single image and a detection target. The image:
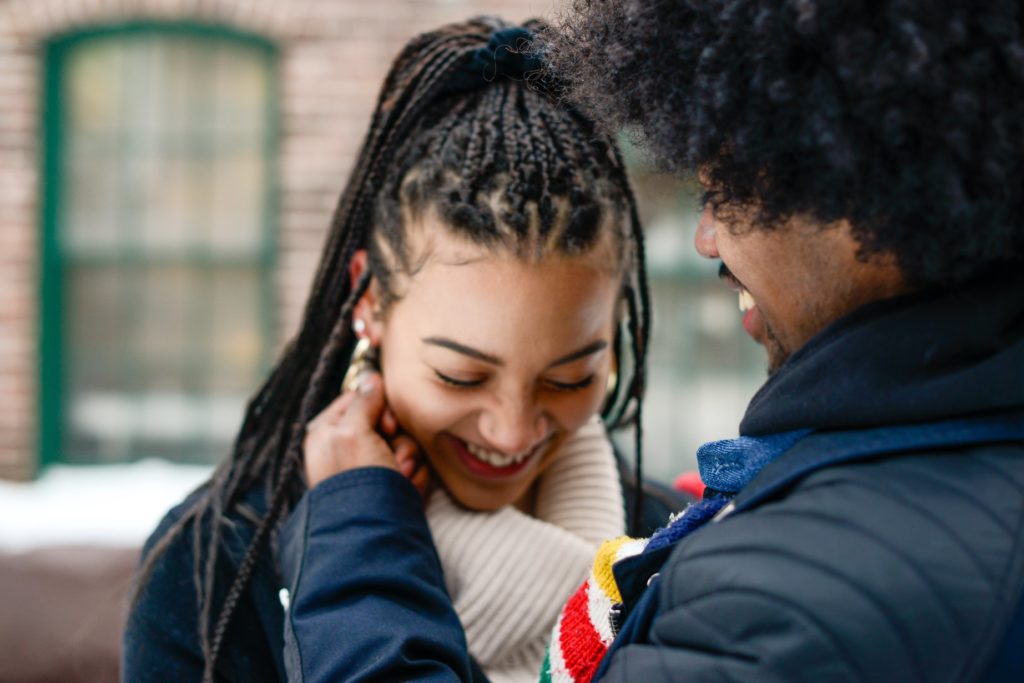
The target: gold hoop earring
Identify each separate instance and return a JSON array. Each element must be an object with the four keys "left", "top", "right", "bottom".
[
  {"left": 605, "top": 365, "right": 618, "bottom": 402},
  {"left": 602, "top": 352, "right": 619, "bottom": 414},
  {"left": 342, "top": 337, "right": 378, "bottom": 393}
]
